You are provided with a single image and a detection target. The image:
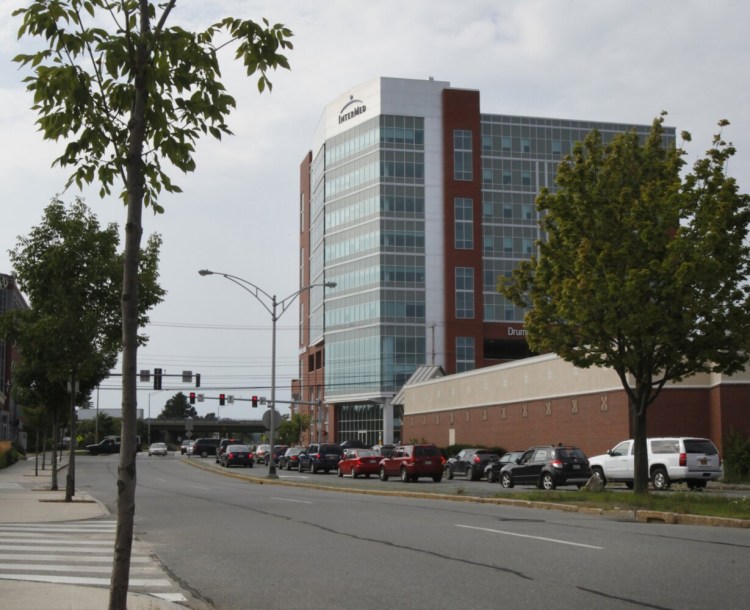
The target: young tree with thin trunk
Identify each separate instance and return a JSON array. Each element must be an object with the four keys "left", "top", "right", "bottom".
[
  {"left": 12, "top": 2, "right": 292, "bottom": 607},
  {"left": 500, "top": 115, "right": 750, "bottom": 494}
]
